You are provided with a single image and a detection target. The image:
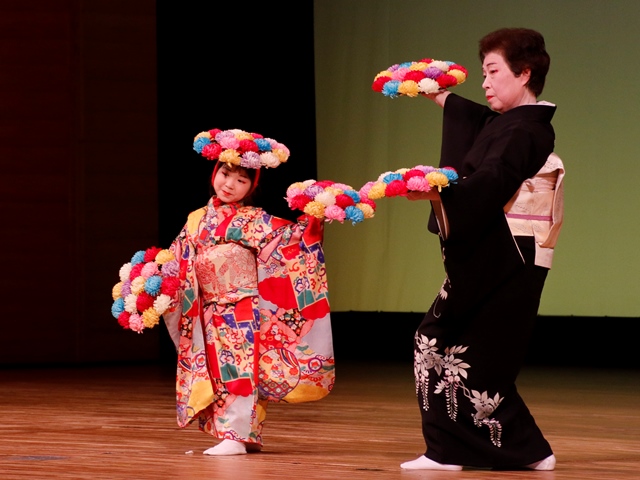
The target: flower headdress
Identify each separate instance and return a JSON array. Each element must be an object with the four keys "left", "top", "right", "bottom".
[
  {"left": 193, "top": 128, "right": 289, "bottom": 169},
  {"left": 372, "top": 59, "right": 468, "bottom": 97},
  {"left": 111, "top": 247, "right": 180, "bottom": 333}
]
